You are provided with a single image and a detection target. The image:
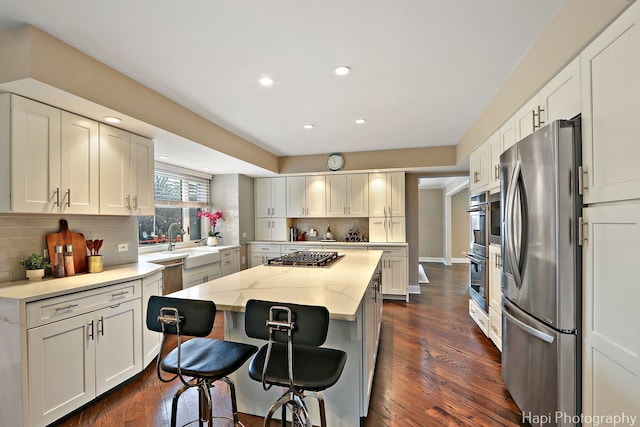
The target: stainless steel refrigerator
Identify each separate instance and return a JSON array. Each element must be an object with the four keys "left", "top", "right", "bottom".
[{"left": 500, "top": 118, "right": 582, "bottom": 426}]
